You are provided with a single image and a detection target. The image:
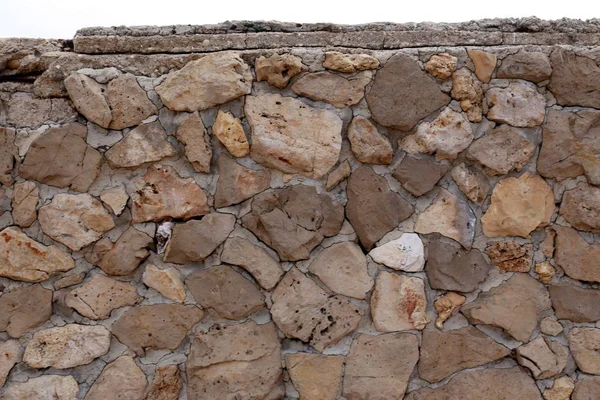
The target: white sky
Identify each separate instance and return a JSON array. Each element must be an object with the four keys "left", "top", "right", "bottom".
[{"left": 2, "top": 0, "right": 600, "bottom": 38}]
